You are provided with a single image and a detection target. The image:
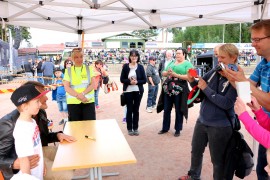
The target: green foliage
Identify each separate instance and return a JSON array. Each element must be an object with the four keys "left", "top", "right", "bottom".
[
  {"left": 0, "top": 25, "right": 31, "bottom": 41},
  {"left": 131, "top": 29, "right": 159, "bottom": 39},
  {"left": 172, "top": 23, "right": 252, "bottom": 43}
]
